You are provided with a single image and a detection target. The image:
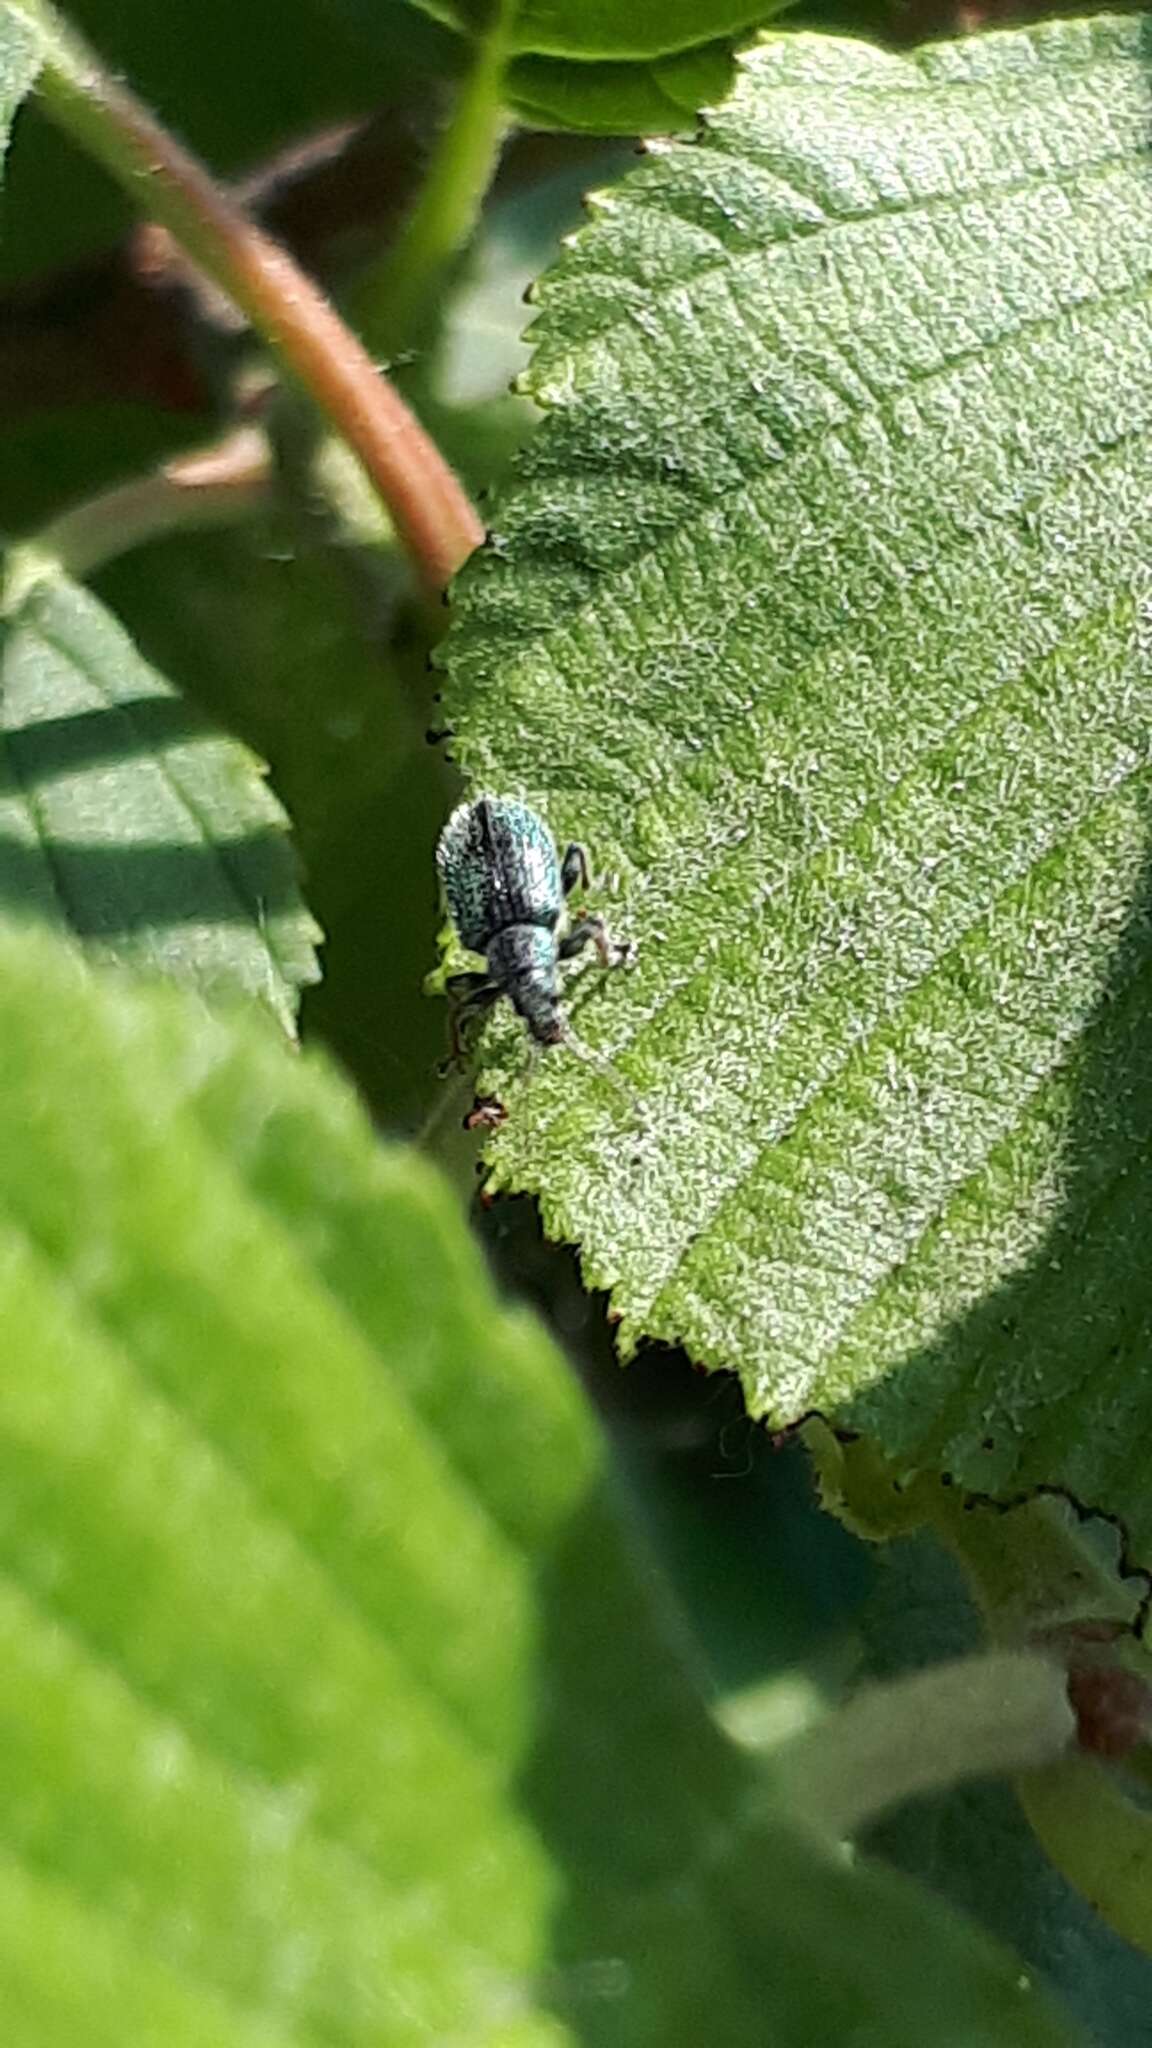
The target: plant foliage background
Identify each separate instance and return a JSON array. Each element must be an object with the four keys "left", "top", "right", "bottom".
[{"left": 0, "top": 0, "right": 1151, "bottom": 2041}]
